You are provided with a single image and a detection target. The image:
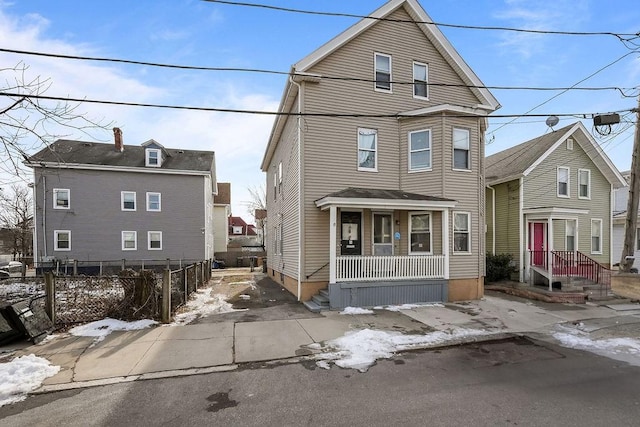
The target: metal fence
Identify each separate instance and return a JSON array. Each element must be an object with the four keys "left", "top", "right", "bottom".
[{"left": 36, "top": 258, "right": 208, "bottom": 276}]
